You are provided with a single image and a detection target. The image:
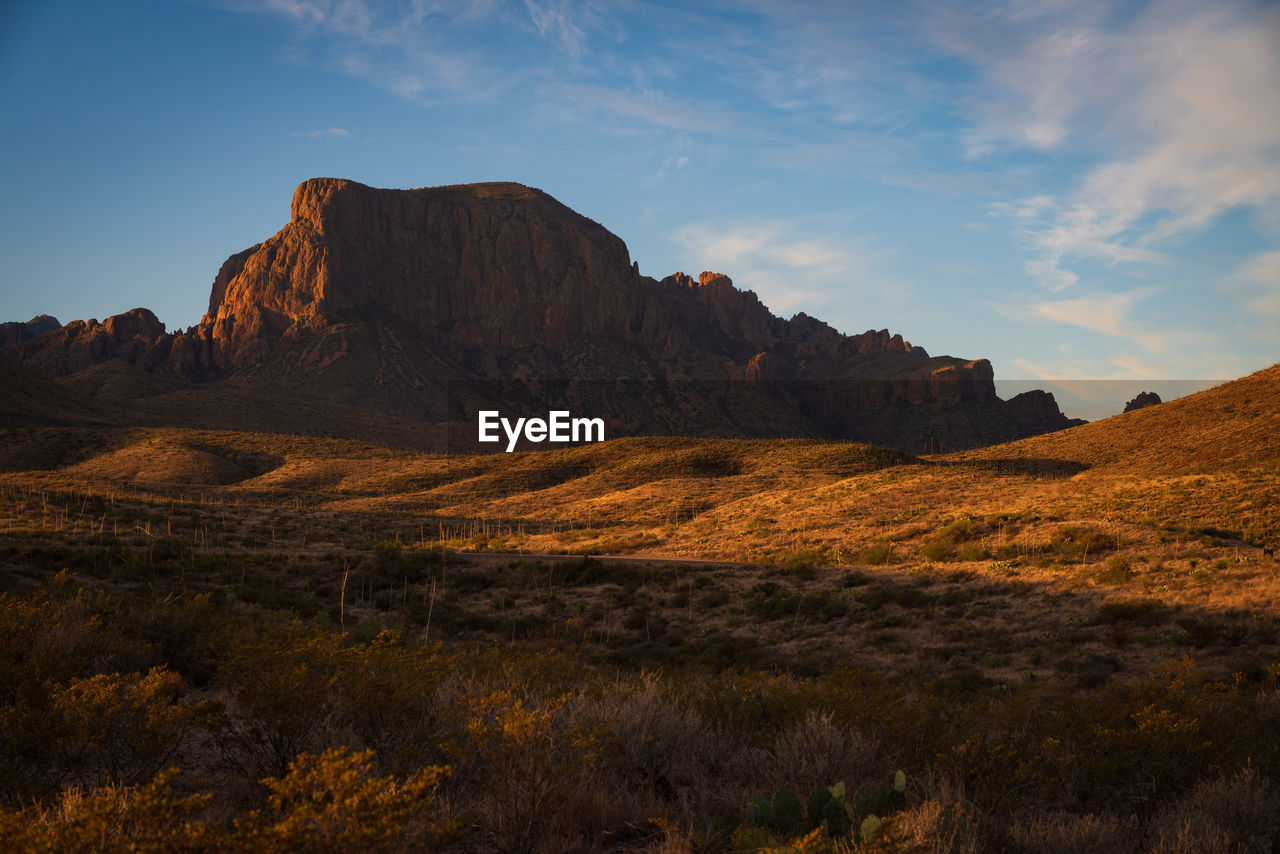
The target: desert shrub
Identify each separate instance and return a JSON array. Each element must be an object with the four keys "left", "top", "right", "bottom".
[
  {"left": 0, "top": 578, "right": 152, "bottom": 705},
  {"left": 921, "top": 538, "right": 955, "bottom": 562},
  {"left": 558, "top": 555, "right": 630, "bottom": 586},
  {"left": 782, "top": 550, "right": 825, "bottom": 574},
  {"left": 698, "top": 587, "right": 732, "bottom": 609},
  {"left": 1004, "top": 810, "right": 1139, "bottom": 854},
  {"left": 865, "top": 800, "right": 979, "bottom": 854},
  {"left": 1174, "top": 616, "right": 1225, "bottom": 649},
  {"left": 1094, "top": 554, "right": 1133, "bottom": 584},
  {"left": 937, "top": 517, "right": 980, "bottom": 543},
  {"left": 127, "top": 591, "right": 231, "bottom": 687},
  {"left": 804, "top": 589, "right": 851, "bottom": 620},
  {"left": 918, "top": 519, "right": 987, "bottom": 563},
  {"left": 582, "top": 533, "right": 662, "bottom": 555},
  {"left": 212, "top": 624, "right": 343, "bottom": 780},
  {"left": 1055, "top": 659, "right": 1239, "bottom": 805},
  {"left": 43, "top": 667, "right": 202, "bottom": 790},
  {"left": 770, "top": 710, "right": 882, "bottom": 797},
  {"left": 860, "top": 540, "right": 896, "bottom": 566},
  {"left": 841, "top": 570, "right": 872, "bottom": 587},
  {"left": 372, "top": 540, "right": 403, "bottom": 575},
  {"left": 445, "top": 690, "right": 607, "bottom": 853},
  {"left": 243, "top": 747, "right": 459, "bottom": 853},
  {"left": 331, "top": 631, "right": 449, "bottom": 774},
  {"left": 747, "top": 581, "right": 802, "bottom": 621},
  {"left": 1048, "top": 526, "right": 1115, "bottom": 560},
  {"left": 859, "top": 584, "right": 936, "bottom": 611},
  {"left": 605, "top": 676, "right": 765, "bottom": 820},
  {"left": 0, "top": 581, "right": 212, "bottom": 800},
  {"left": 1148, "top": 767, "right": 1280, "bottom": 854},
  {"left": 0, "top": 769, "right": 217, "bottom": 853}
]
